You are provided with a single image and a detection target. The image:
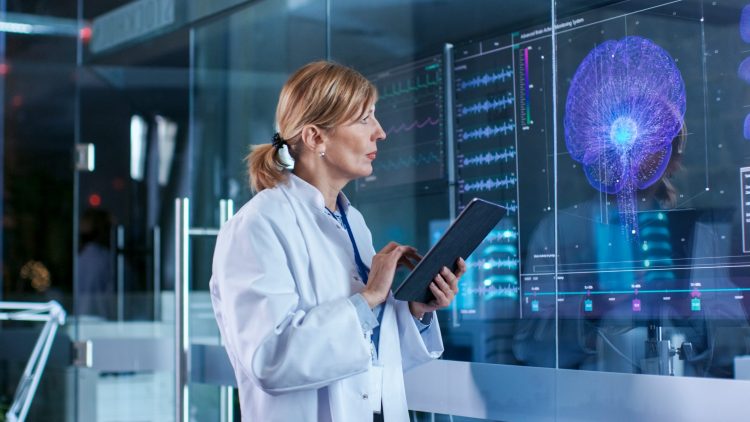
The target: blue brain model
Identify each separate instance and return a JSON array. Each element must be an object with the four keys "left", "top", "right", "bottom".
[{"left": 564, "top": 36, "right": 686, "bottom": 235}]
